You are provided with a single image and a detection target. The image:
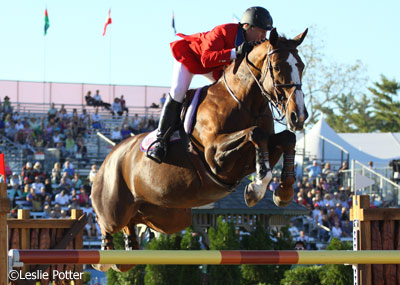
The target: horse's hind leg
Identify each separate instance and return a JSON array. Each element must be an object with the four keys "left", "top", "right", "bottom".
[
  {"left": 268, "top": 130, "right": 297, "bottom": 207},
  {"left": 112, "top": 219, "right": 140, "bottom": 272}
]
